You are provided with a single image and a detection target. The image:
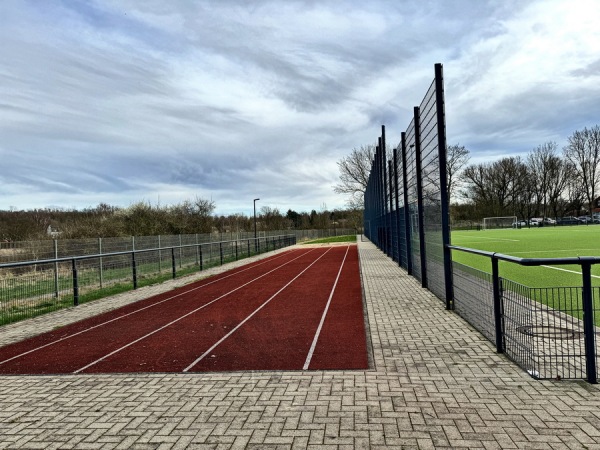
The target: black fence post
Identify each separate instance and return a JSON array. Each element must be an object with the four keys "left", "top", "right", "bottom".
[
  {"left": 72, "top": 258, "right": 79, "bottom": 306},
  {"left": 581, "top": 260, "right": 597, "bottom": 384},
  {"left": 220, "top": 242, "right": 223, "bottom": 265},
  {"left": 382, "top": 125, "right": 391, "bottom": 257},
  {"left": 491, "top": 256, "right": 504, "bottom": 353},
  {"left": 235, "top": 241, "right": 239, "bottom": 261},
  {"left": 388, "top": 159, "right": 395, "bottom": 260},
  {"left": 199, "top": 245, "right": 203, "bottom": 271},
  {"left": 393, "top": 146, "right": 402, "bottom": 268},
  {"left": 435, "top": 63, "right": 454, "bottom": 310},
  {"left": 413, "top": 106, "right": 427, "bottom": 288},
  {"left": 401, "top": 132, "right": 412, "bottom": 275},
  {"left": 171, "top": 247, "right": 176, "bottom": 279},
  {"left": 132, "top": 252, "right": 138, "bottom": 289}
]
